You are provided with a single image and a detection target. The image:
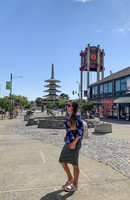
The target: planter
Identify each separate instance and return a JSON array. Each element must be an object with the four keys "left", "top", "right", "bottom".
[
  {"left": 24, "top": 115, "right": 31, "bottom": 121},
  {"left": 94, "top": 122, "right": 112, "bottom": 133}
]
